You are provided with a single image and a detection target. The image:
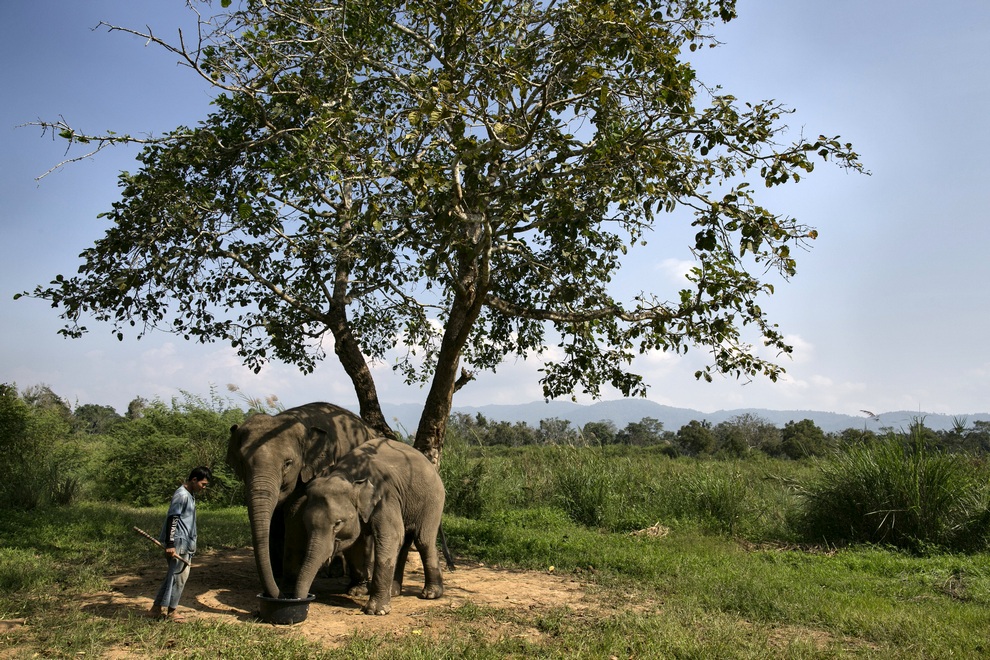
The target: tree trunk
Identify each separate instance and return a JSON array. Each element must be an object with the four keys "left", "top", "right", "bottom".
[
  {"left": 327, "top": 307, "right": 395, "bottom": 440},
  {"left": 414, "top": 214, "right": 491, "bottom": 464},
  {"left": 326, "top": 202, "right": 396, "bottom": 440}
]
